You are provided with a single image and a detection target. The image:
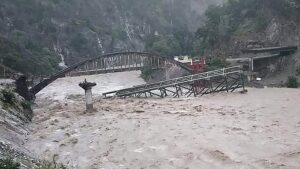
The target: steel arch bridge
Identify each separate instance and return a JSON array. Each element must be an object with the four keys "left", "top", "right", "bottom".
[{"left": 29, "top": 52, "right": 194, "bottom": 96}]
